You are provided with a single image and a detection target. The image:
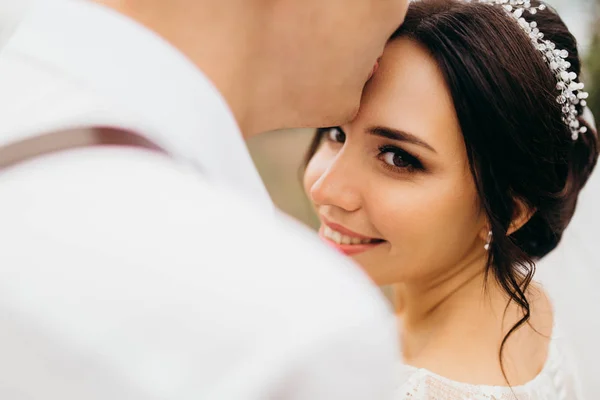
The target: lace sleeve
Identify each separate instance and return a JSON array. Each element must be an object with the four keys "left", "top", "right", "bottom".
[
  {"left": 395, "top": 370, "right": 527, "bottom": 400},
  {"left": 395, "top": 345, "right": 580, "bottom": 400}
]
